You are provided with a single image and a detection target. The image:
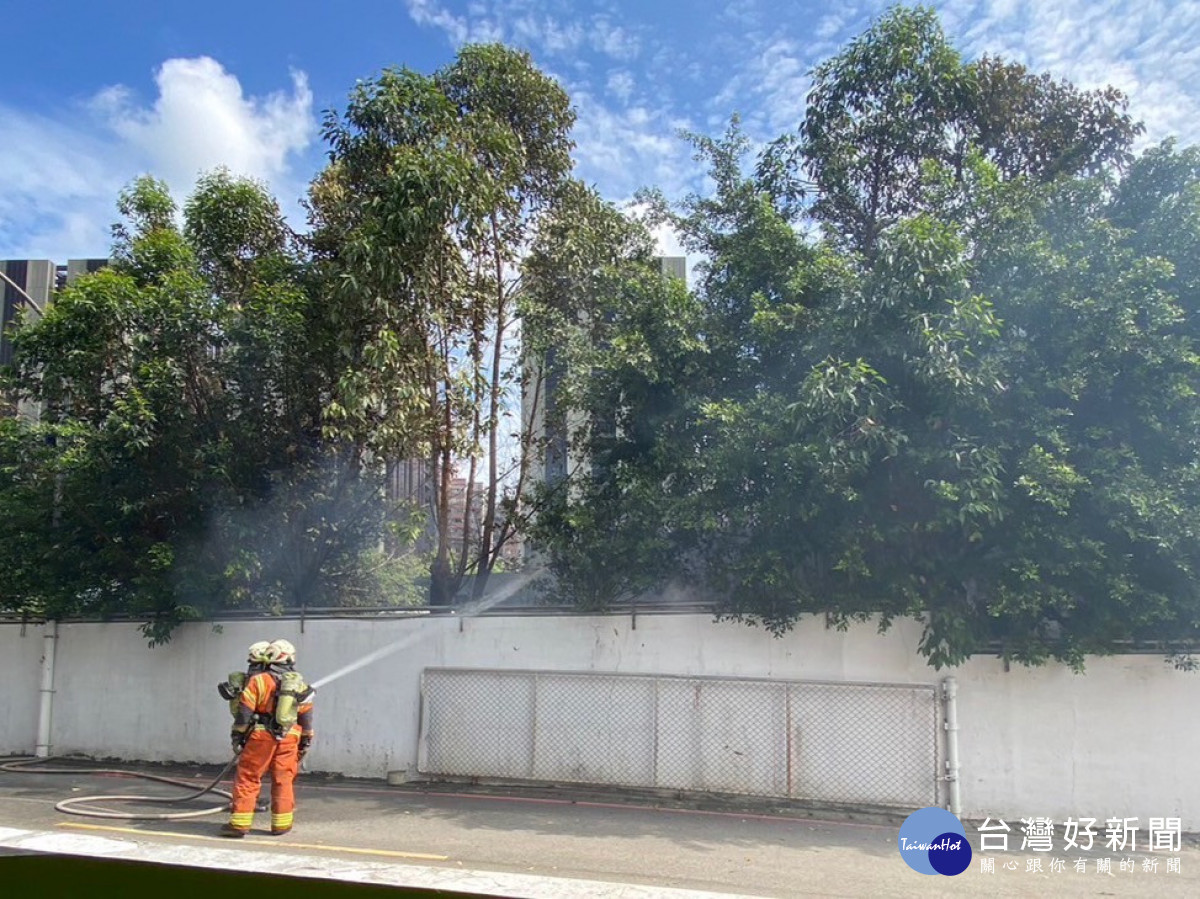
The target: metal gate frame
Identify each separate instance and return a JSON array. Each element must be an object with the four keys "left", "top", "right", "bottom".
[{"left": 418, "top": 667, "right": 944, "bottom": 809}]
